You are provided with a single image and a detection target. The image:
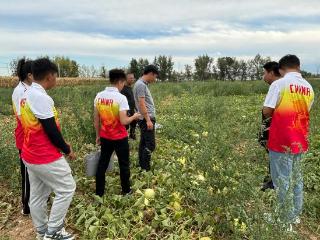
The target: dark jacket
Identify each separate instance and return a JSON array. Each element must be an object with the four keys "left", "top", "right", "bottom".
[{"left": 121, "top": 85, "right": 135, "bottom": 114}]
